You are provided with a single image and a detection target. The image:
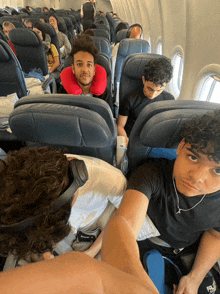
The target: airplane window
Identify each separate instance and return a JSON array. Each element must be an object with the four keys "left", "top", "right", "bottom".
[
  {"left": 172, "top": 53, "right": 184, "bottom": 96},
  {"left": 200, "top": 75, "right": 220, "bottom": 103},
  {"left": 156, "top": 40, "right": 162, "bottom": 55}
]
